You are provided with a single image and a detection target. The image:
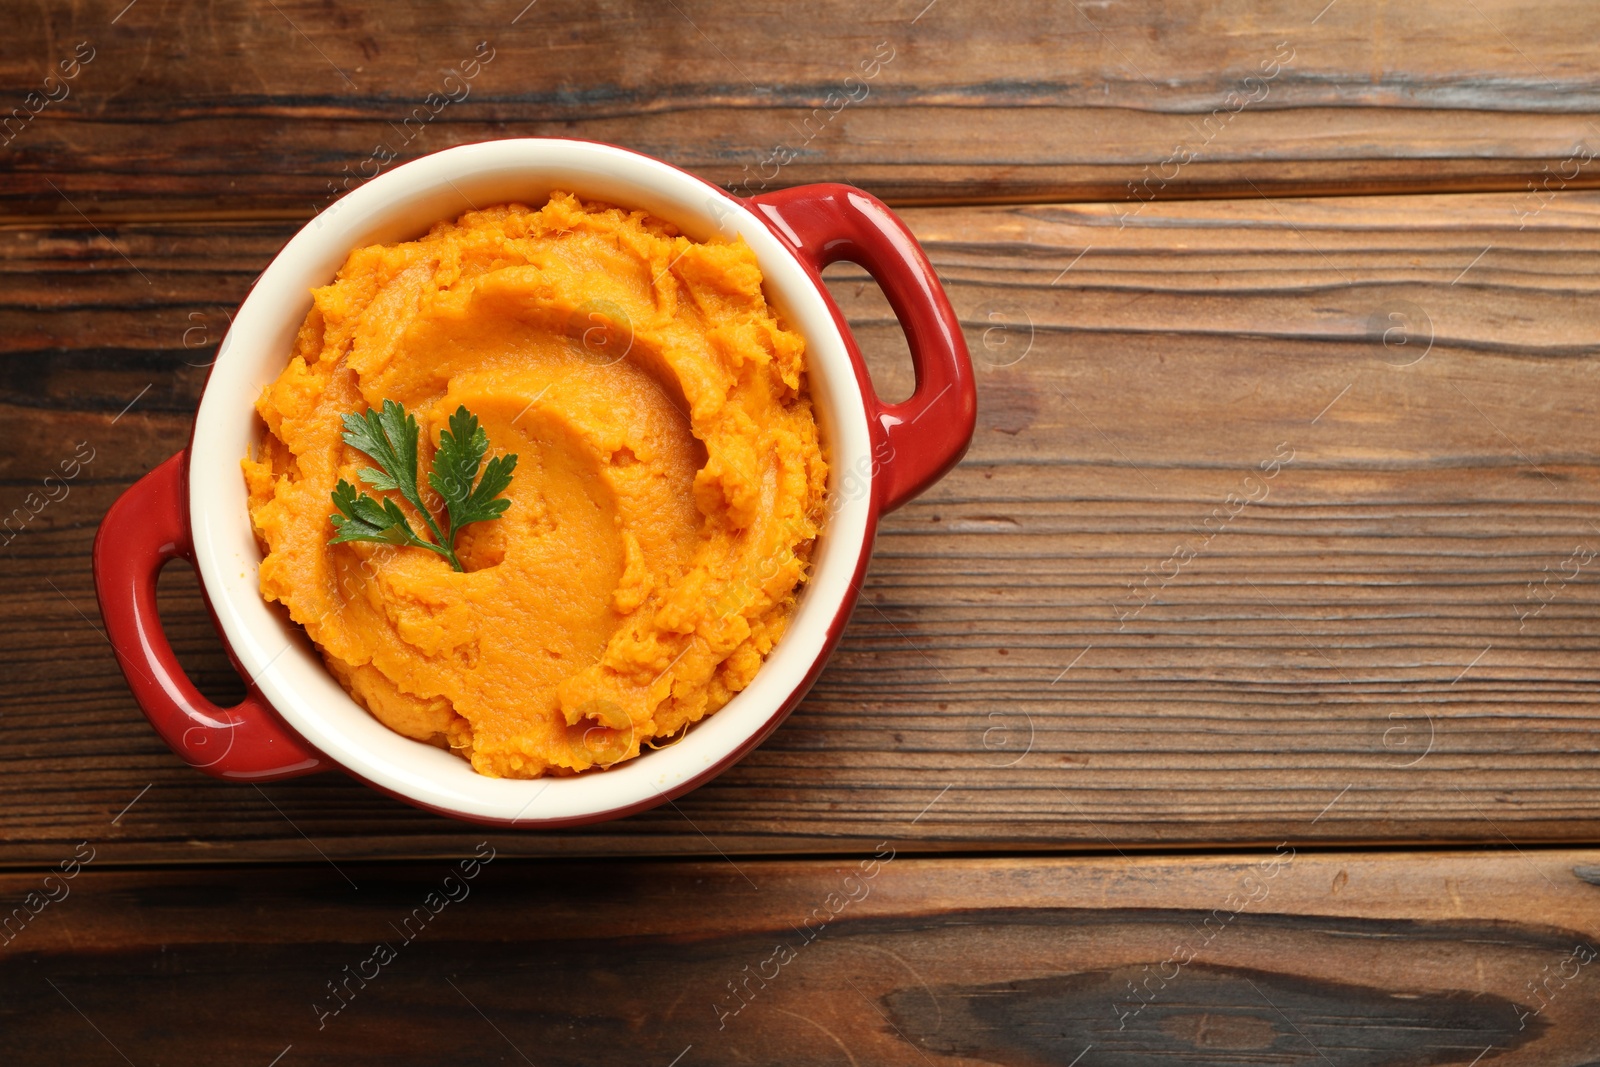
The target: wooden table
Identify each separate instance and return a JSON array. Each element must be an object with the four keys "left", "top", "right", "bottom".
[{"left": 4, "top": 1, "right": 1600, "bottom": 1063}]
